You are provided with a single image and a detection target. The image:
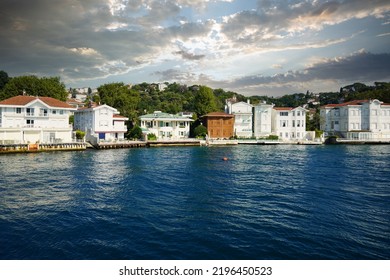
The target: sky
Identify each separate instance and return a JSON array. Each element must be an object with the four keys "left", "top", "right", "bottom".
[{"left": 1, "top": 0, "right": 389, "bottom": 96}]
